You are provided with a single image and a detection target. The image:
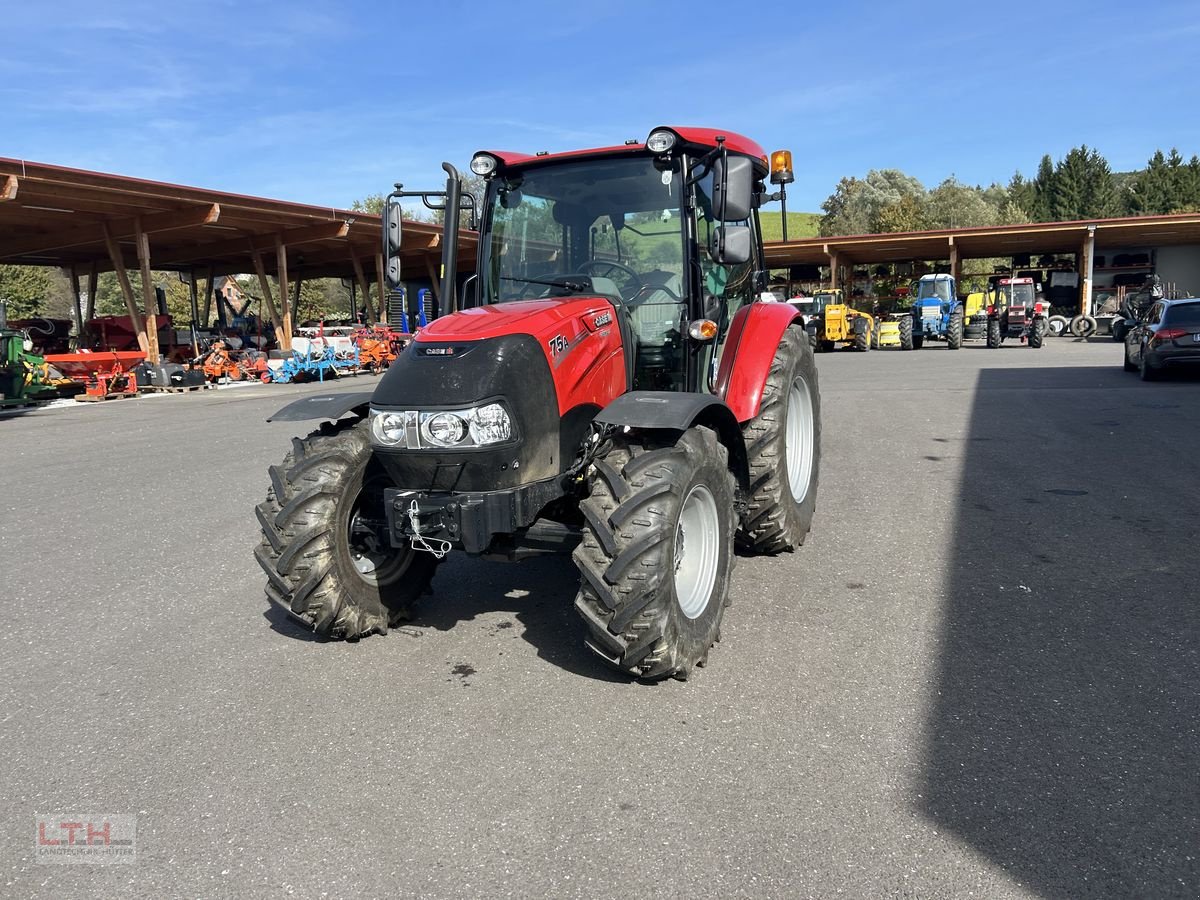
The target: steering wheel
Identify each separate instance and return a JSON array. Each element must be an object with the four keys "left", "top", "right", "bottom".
[{"left": 579, "top": 260, "right": 643, "bottom": 295}]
